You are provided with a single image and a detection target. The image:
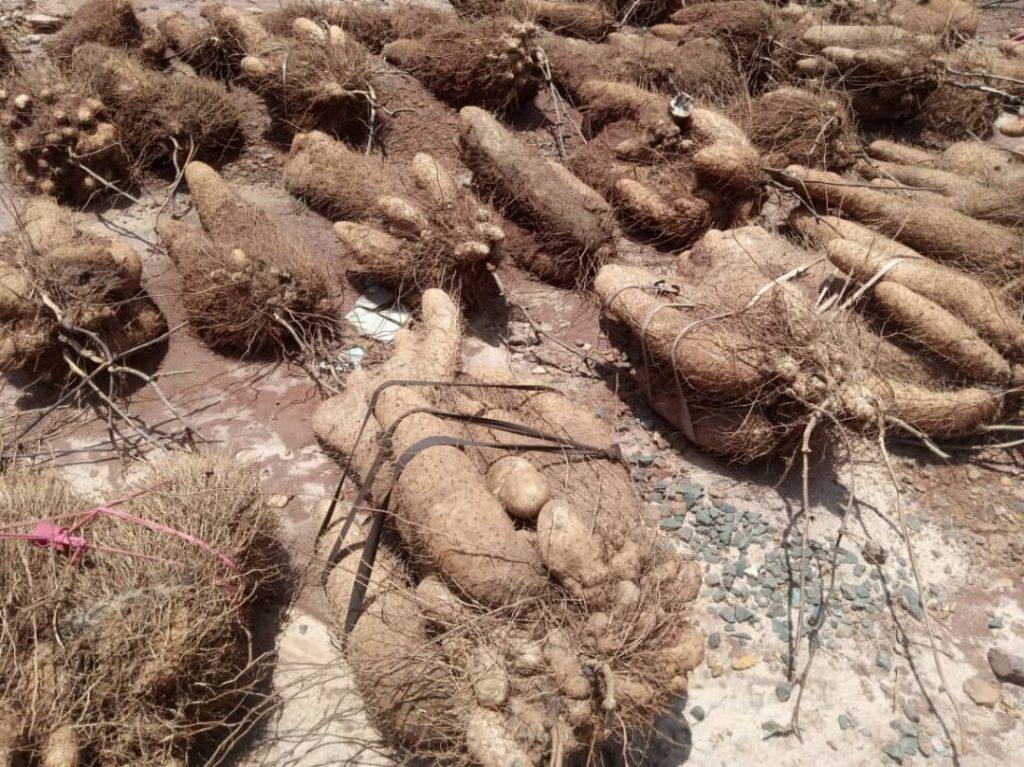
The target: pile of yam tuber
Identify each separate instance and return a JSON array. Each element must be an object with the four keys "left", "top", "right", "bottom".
[
  {"left": 0, "top": 453, "right": 279, "bottom": 767},
  {"left": 313, "top": 288, "right": 704, "bottom": 765},
  {"left": 0, "top": 198, "right": 165, "bottom": 380}
]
